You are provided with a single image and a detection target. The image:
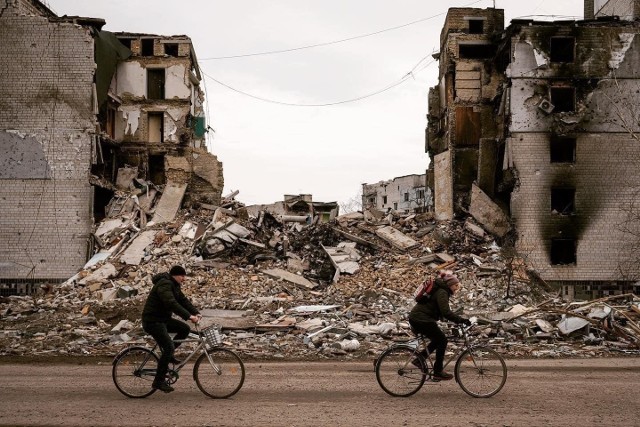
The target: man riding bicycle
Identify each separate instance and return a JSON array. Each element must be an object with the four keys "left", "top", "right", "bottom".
[
  {"left": 408, "top": 271, "right": 470, "bottom": 381},
  {"left": 142, "top": 265, "right": 201, "bottom": 393}
]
